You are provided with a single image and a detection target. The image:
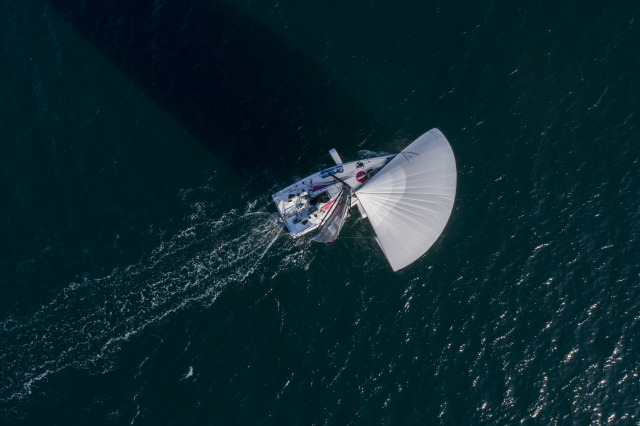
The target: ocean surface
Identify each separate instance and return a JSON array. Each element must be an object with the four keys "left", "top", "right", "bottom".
[{"left": 1, "top": 0, "right": 639, "bottom": 424}]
